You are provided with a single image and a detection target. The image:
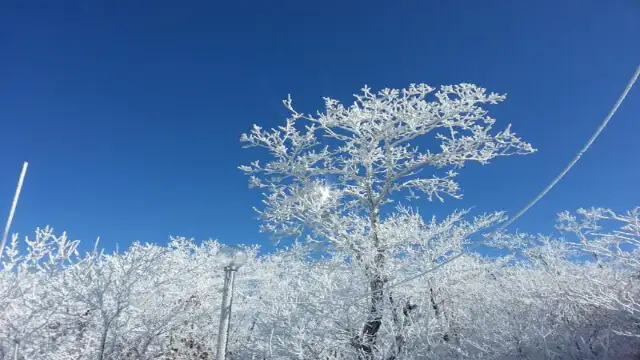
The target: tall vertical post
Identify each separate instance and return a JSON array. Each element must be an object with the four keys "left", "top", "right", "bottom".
[
  {"left": 13, "top": 340, "right": 19, "bottom": 360},
  {"left": 215, "top": 266, "right": 236, "bottom": 360},
  {"left": 0, "top": 162, "right": 29, "bottom": 260}
]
